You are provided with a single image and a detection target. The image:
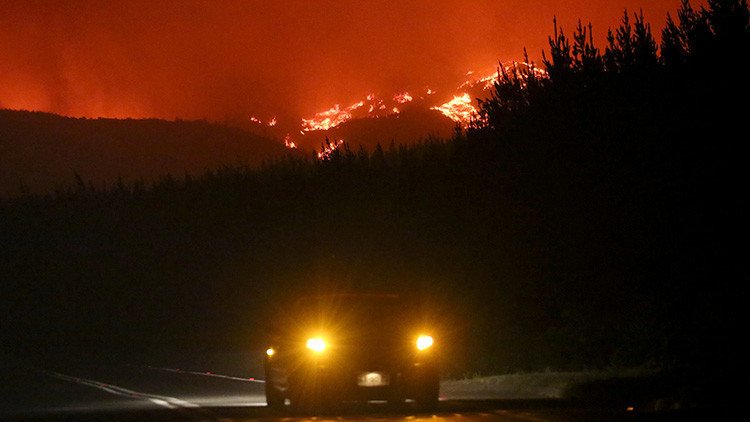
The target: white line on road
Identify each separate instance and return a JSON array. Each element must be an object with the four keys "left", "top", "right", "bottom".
[
  {"left": 140, "top": 365, "right": 266, "bottom": 383},
  {"left": 44, "top": 371, "right": 211, "bottom": 416}
]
